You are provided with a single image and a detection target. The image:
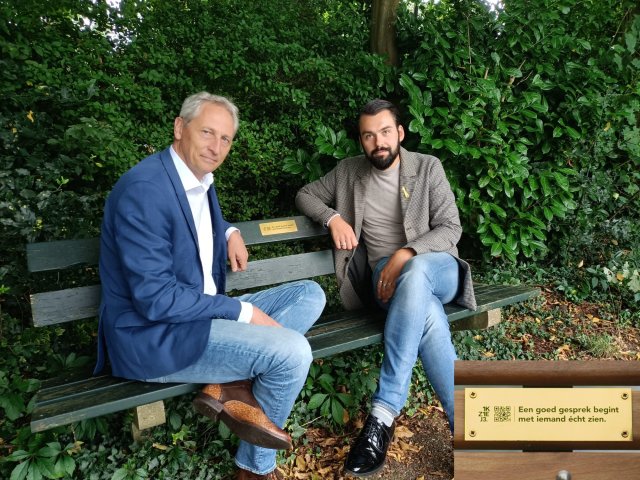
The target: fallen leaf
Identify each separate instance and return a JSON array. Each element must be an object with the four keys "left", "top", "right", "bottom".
[
  {"left": 394, "top": 425, "right": 414, "bottom": 439},
  {"left": 320, "top": 437, "right": 338, "bottom": 447}
]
